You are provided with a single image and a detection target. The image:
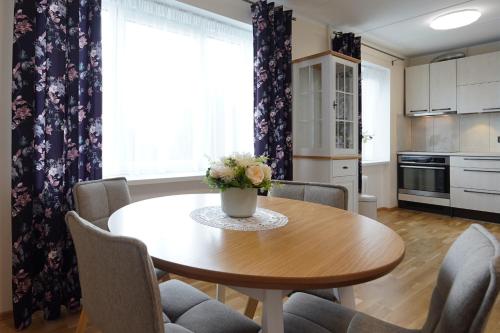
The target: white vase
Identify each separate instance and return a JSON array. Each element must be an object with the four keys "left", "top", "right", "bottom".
[{"left": 220, "top": 188, "right": 258, "bottom": 218}]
